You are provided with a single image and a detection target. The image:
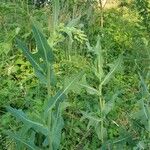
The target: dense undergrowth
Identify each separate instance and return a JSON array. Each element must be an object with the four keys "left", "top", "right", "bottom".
[{"left": 0, "top": 0, "right": 150, "bottom": 149}]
